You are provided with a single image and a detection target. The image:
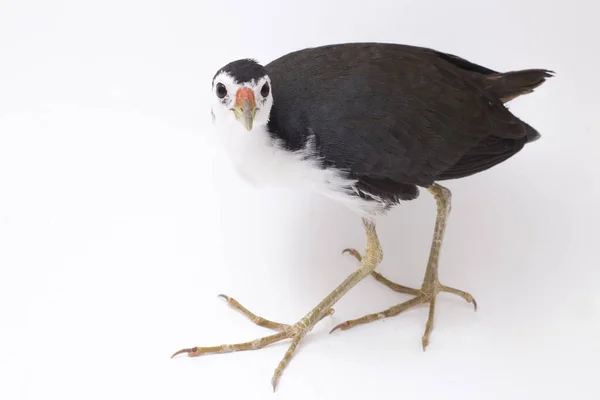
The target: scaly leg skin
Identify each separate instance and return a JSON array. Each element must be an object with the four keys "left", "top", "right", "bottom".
[
  {"left": 333, "top": 183, "right": 477, "bottom": 350},
  {"left": 171, "top": 218, "right": 383, "bottom": 391}
]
